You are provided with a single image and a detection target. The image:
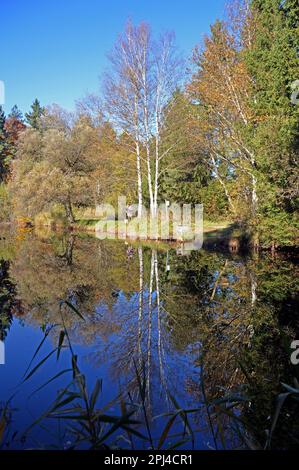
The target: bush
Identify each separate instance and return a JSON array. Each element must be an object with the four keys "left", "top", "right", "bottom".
[
  {"left": 257, "top": 210, "right": 299, "bottom": 248},
  {"left": 0, "top": 184, "right": 11, "bottom": 222}
]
